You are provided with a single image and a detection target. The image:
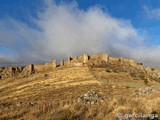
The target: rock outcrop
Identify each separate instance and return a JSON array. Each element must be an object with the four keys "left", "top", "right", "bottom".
[{"left": 77, "top": 91, "right": 104, "bottom": 105}]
